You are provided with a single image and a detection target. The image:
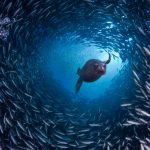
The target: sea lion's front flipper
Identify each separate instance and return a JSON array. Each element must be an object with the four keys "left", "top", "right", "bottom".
[{"left": 75, "top": 78, "right": 83, "bottom": 93}]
